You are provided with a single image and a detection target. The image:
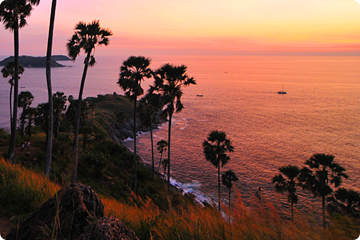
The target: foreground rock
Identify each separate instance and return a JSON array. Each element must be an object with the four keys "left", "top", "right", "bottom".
[
  {"left": 79, "top": 216, "right": 138, "bottom": 240},
  {"left": 6, "top": 183, "right": 138, "bottom": 240}
]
